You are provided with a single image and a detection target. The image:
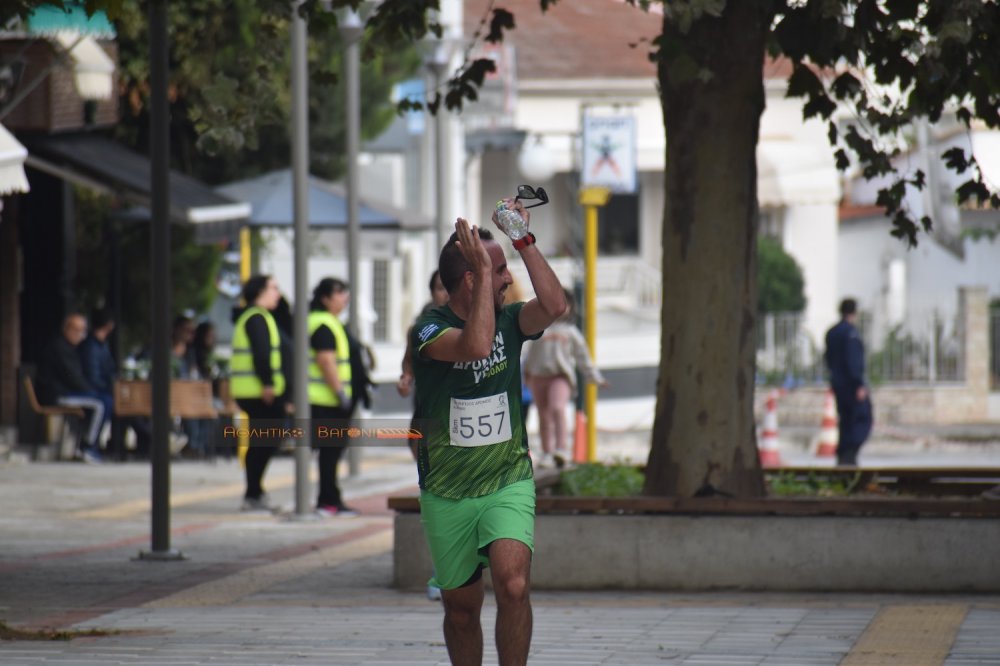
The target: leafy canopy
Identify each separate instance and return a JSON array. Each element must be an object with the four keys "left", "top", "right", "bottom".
[{"left": 7, "top": 0, "right": 999, "bottom": 242}]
